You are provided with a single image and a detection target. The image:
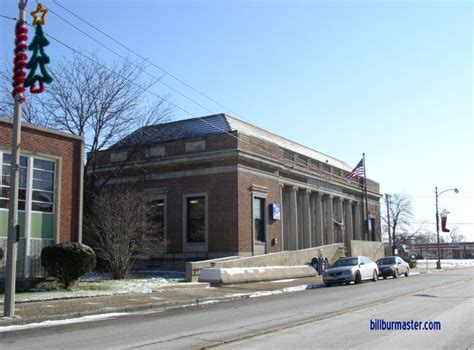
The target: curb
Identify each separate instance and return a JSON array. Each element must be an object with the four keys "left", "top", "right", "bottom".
[{"left": 0, "top": 288, "right": 263, "bottom": 328}]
